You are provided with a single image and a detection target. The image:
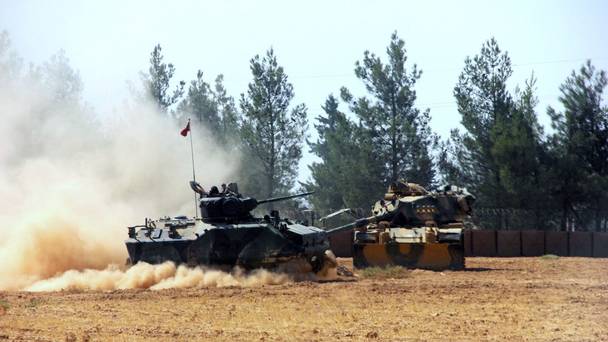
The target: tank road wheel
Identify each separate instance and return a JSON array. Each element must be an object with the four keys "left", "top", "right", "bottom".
[
  {"left": 353, "top": 242, "right": 464, "bottom": 270},
  {"left": 139, "top": 244, "right": 182, "bottom": 265},
  {"left": 186, "top": 234, "right": 212, "bottom": 266},
  {"left": 236, "top": 240, "right": 270, "bottom": 269},
  {"left": 353, "top": 242, "right": 424, "bottom": 269},
  {"left": 236, "top": 228, "right": 296, "bottom": 269},
  {"left": 385, "top": 242, "right": 425, "bottom": 268},
  {"left": 186, "top": 231, "right": 237, "bottom": 267}
]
